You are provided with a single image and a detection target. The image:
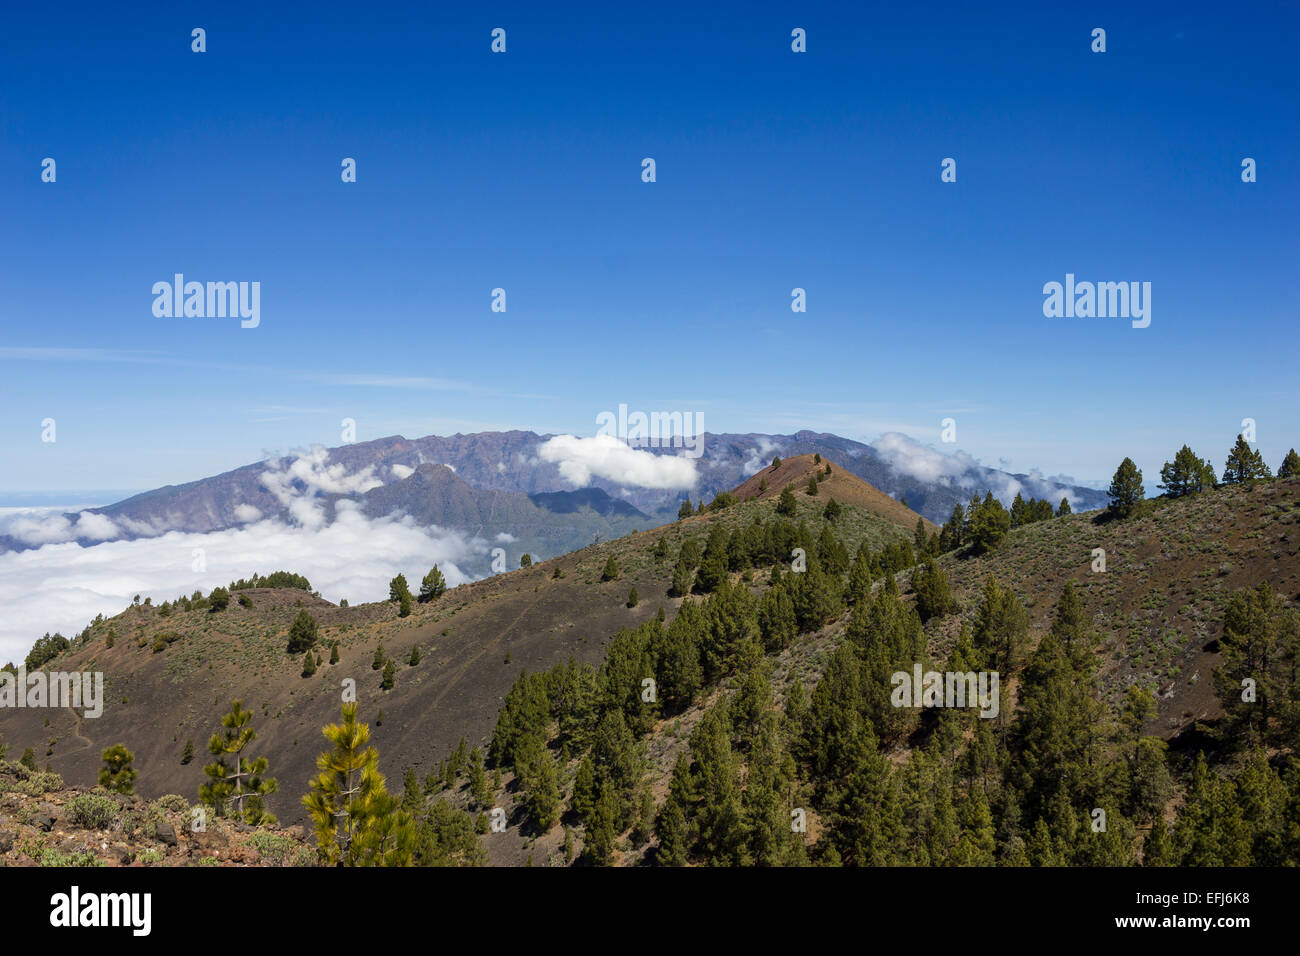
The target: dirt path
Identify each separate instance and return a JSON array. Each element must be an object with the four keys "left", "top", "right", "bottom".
[{"left": 62, "top": 703, "right": 95, "bottom": 756}]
